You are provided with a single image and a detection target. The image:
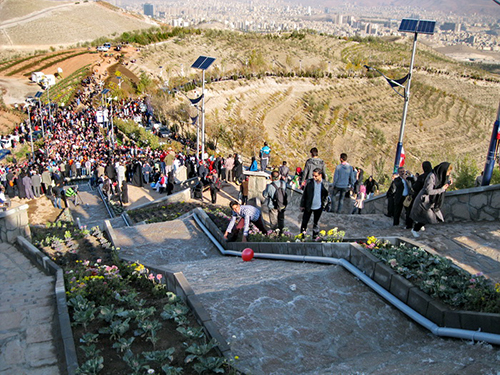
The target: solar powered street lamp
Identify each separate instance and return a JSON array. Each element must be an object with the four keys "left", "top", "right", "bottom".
[
  {"left": 367, "top": 18, "right": 435, "bottom": 174},
  {"left": 191, "top": 56, "right": 215, "bottom": 160}
]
